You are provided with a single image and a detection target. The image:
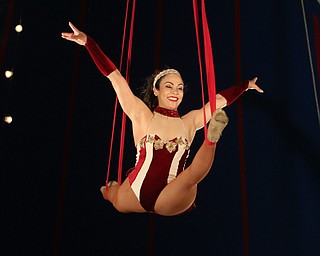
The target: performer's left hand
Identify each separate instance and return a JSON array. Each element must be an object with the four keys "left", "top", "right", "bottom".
[{"left": 248, "top": 77, "right": 264, "bottom": 93}]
